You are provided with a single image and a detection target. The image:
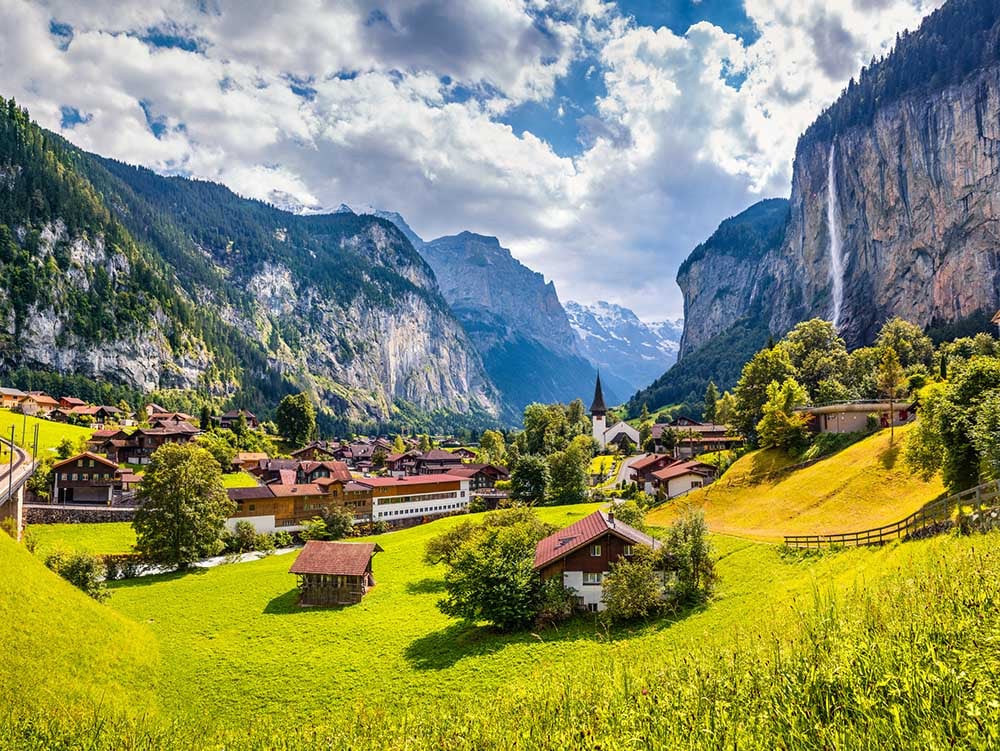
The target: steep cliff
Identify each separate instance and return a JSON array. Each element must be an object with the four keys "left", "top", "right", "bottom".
[
  {"left": 674, "top": 0, "right": 1000, "bottom": 366},
  {"left": 361, "top": 206, "right": 606, "bottom": 413},
  {"left": 0, "top": 98, "right": 500, "bottom": 427}
]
